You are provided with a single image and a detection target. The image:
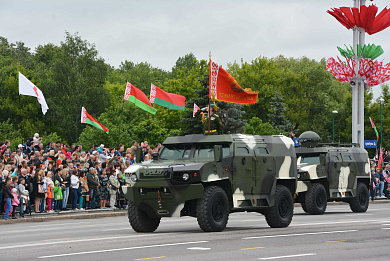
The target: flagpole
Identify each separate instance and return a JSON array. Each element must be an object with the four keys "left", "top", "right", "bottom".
[
  {"left": 208, "top": 52, "right": 211, "bottom": 135},
  {"left": 118, "top": 82, "right": 126, "bottom": 146}
]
